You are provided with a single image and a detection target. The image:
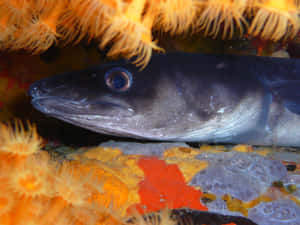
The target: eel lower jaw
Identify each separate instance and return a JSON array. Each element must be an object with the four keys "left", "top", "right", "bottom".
[{"left": 31, "top": 96, "right": 135, "bottom": 117}]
